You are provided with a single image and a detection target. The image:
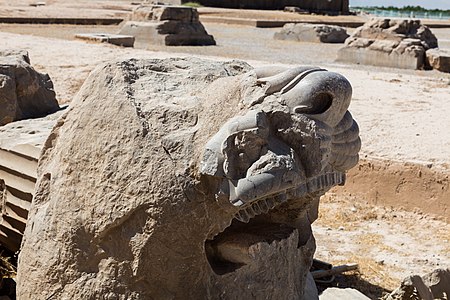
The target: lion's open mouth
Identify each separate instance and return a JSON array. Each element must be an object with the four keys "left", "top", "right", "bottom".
[
  {"left": 205, "top": 216, "right": 297, "bottom": 275},
  {"left": 205, "top": 171, "right": 345, "bottom": 275}
]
